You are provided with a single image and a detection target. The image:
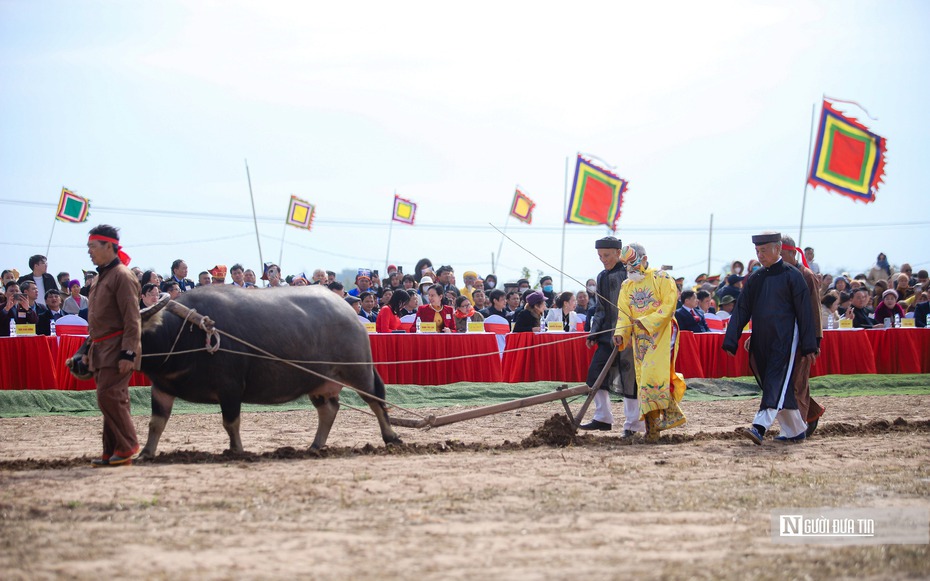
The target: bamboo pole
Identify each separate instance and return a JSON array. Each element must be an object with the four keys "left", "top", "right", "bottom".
[
  {"left": 560, "top": 157, "right": 569, "bottom": 291},
  {"left": 385, "top": 191, "right": 396, "bottom": 273},
  {"left": 706, "top": 213, "right": 713, "bottom": 275},
  {"left": 798, "top": 103, "right": 817, "bottom": 247},
  {"left": 571, "top": 345, "right": 617, "bottom": 427},
  {"left": 245, "top": 160, "right": 264, "bottom": 271}
]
